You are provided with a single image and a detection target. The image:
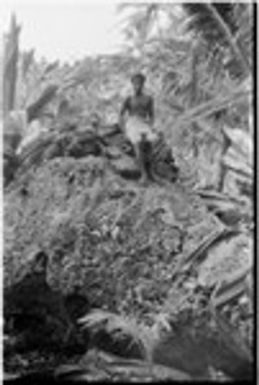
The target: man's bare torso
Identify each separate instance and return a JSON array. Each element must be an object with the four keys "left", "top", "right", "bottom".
[{"left": 121, "top": 94, "right": 154, "bottom": 122}]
